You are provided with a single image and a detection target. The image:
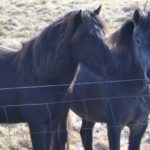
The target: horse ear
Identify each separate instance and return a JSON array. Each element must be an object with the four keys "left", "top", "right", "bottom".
[
  {"left": 133, "top": 9, "right": 141, "bottom": 25},
  {"left": 94, "top": 5, "right": 102, "bottom": 15},
  {"left": 73, "top": 10, "right": 82, "bottom": 32}
]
